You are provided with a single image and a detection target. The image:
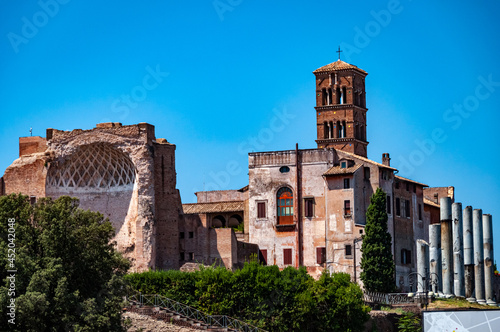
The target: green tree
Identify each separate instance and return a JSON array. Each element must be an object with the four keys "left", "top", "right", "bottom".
[
  {"left": 360, "top": 188, "right": 395, "bottom": 293},
  {"left": 0, "top": 194, "right": 130, "bottom": 332}
]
